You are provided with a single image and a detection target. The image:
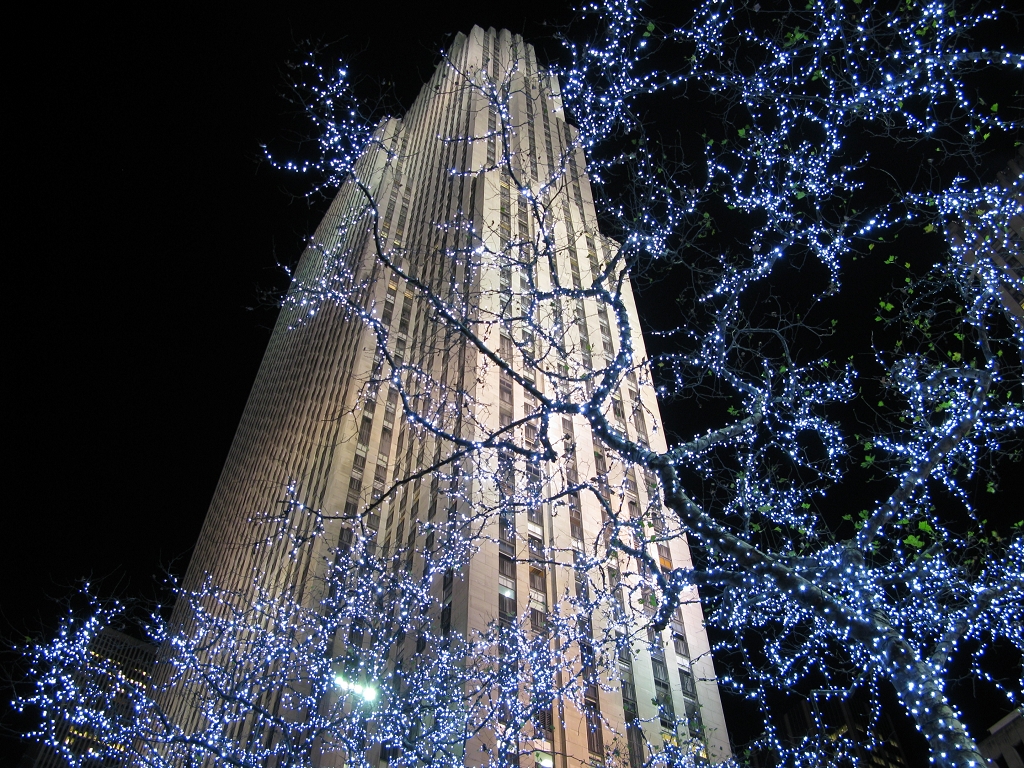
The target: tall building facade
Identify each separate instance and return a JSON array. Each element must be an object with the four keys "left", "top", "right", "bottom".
[{"left": 174, "top": 26, "right": 731, "bottom": 767}]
